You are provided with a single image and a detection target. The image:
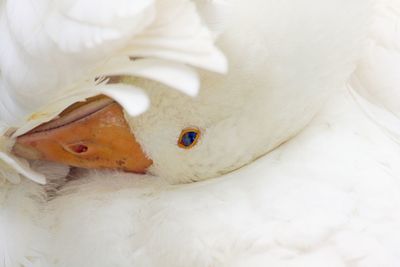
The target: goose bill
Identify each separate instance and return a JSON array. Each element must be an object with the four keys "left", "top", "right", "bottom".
[{"left": 12, "top": 96, "right": 153, "bottom": 173}]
